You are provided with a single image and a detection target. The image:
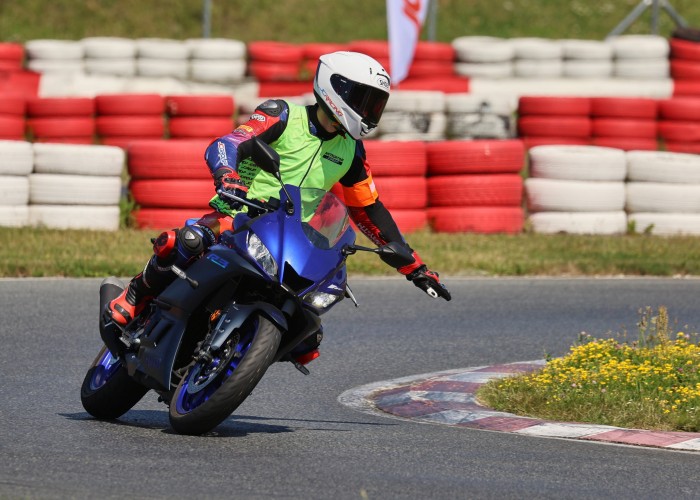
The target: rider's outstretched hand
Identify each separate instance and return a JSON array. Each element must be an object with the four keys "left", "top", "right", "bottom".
[
  {"left": 407, "top": 265, "right": 451, "bottom": 301},
  {"left": 214, "top": 167, "right": 248, "bottom": 208}
]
